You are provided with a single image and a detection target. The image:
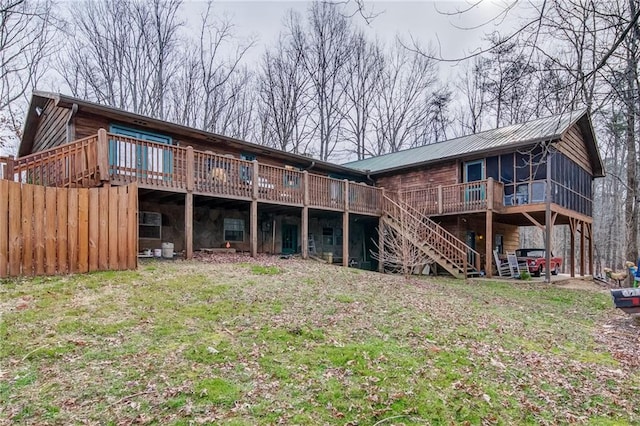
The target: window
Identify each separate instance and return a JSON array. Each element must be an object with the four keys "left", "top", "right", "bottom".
[
  {"left": 109, "top": 125, "right": 173, "bottom": 179},
  {"left": 139, "top": 211, "right": 161, "bottom": 239},
  {"left": 224, "top": 218, "right": 245, "bottom": 242},
  {"left": 323, "top": 227, "right": 334, "bottom": 246},
  {"left": 240, "top": 153, "right": 256, "bottom": 182}
]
